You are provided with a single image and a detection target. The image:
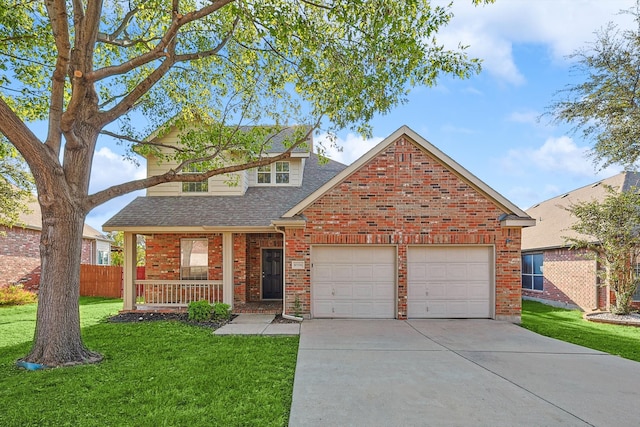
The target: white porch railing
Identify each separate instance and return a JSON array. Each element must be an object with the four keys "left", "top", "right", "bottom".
[{"left": 135, "top": 280, "right": 223, "bottom": 307}]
